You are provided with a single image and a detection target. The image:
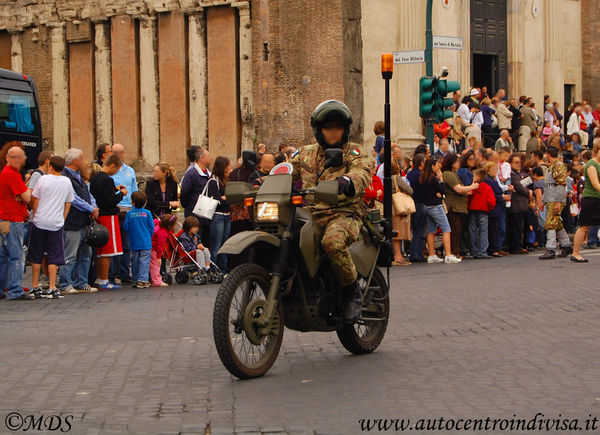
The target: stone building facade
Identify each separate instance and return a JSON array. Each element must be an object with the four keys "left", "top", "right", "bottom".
[{"left": 0, "top": 0, "right": 597, "bottom": 168}]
